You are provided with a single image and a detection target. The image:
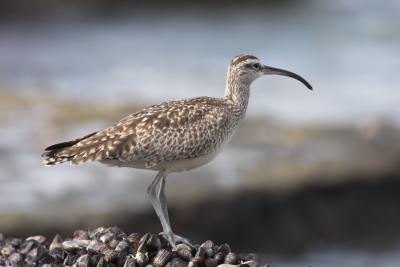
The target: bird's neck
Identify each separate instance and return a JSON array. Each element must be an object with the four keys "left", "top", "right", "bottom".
[{"left": 224, "top": 72, "right": 250, "bottom": 118}]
